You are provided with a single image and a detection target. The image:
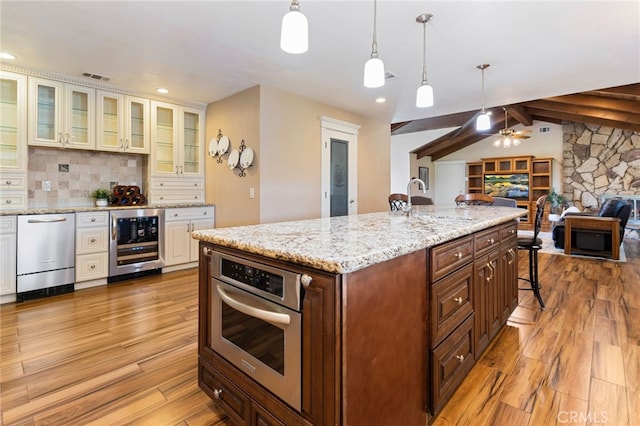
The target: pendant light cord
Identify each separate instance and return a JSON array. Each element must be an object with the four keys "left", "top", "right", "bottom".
[
  {"left": 421, "top": 21, "right": 427, "bottom": 84},
  {"left": 371, "top": 0, "right": 379, "bottom": 56}
]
